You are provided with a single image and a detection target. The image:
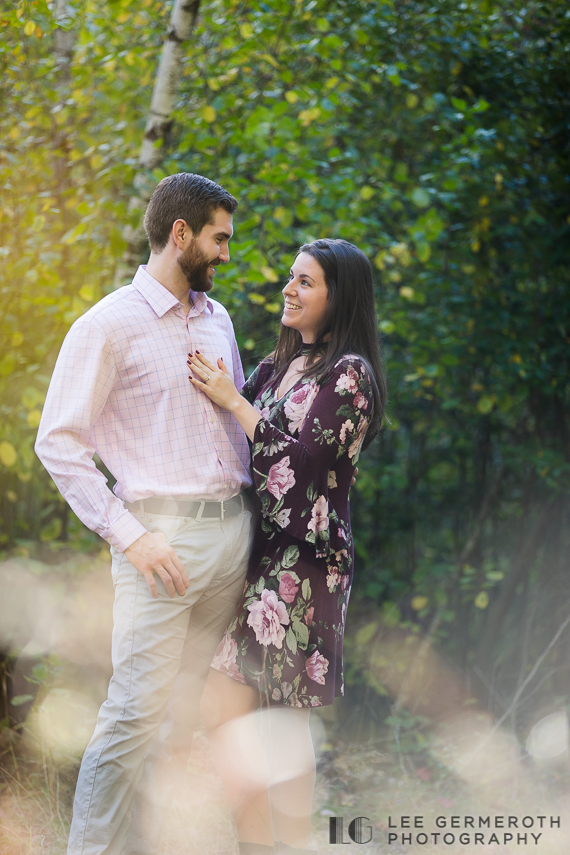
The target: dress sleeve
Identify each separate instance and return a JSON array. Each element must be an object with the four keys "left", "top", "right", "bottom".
[{"left": 250, "top": 356, "right": 374, "bottom": 557}]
